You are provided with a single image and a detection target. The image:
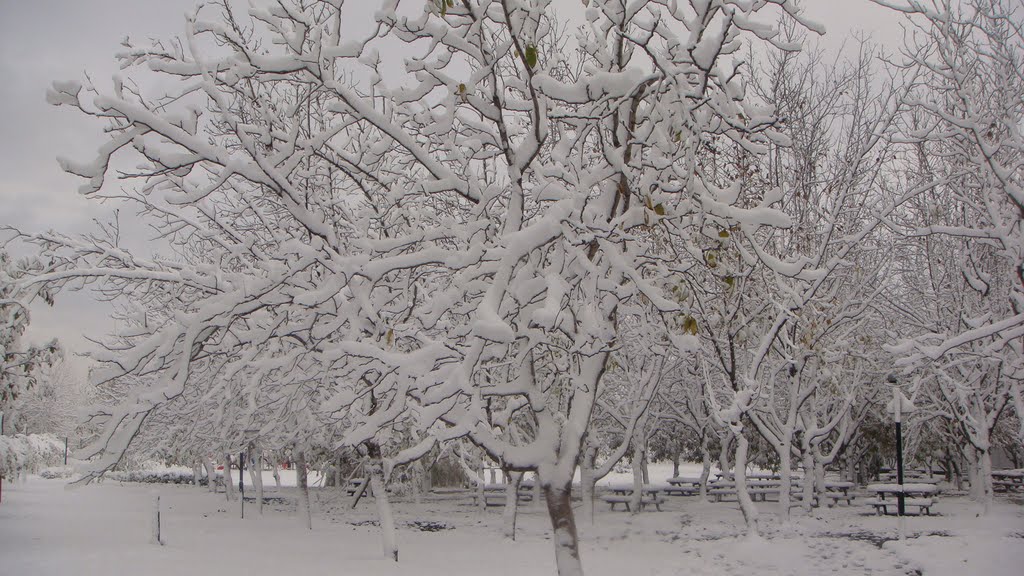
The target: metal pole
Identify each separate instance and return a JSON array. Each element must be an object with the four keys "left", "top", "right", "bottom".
[
  {"left": 238, "top": 450, "right": 244, "bottom": 518},
  {"left": 64, "top": 437, "right": 68, "bottom": 465},
  {"left": 896, "top": 420, "right": 905, "bottom": 516},
  {"left": 894, "top": 387, "right": 905, "bottom": 517}
]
